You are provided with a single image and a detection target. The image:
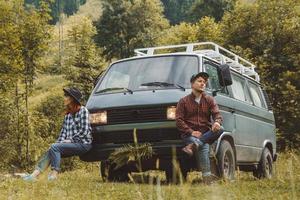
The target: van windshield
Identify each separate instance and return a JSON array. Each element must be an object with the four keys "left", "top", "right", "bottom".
[{"left": 96, "top": 55, "right": 199, "bottom": 94}]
